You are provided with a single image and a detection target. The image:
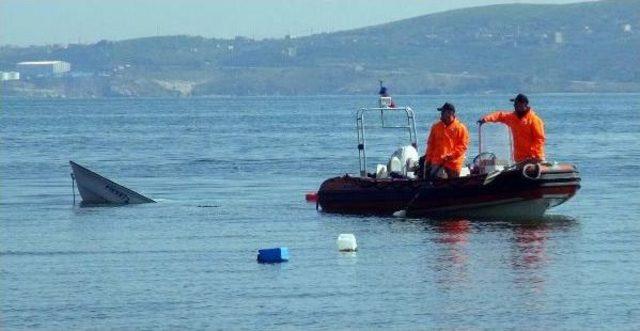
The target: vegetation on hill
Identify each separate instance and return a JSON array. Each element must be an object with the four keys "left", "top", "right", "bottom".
[{"left": 1, "top": 0, "right": 638, "bottom": 97}]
